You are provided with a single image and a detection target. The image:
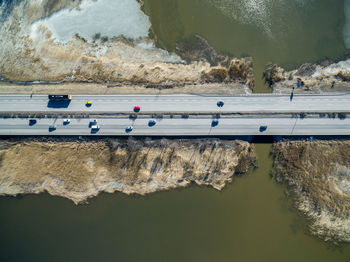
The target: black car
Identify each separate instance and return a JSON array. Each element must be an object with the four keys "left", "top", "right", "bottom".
[
  {"left": 259, "top": 125, "right": 268, "bottom": 132},
  {"left": 29, "top": 119, "right": 37, "bottom": 126},
  {"left": 49, "top": 125, "right": 56, "bottom": 132},
  {"left": 217, "top": 101, "right": 224, "bottom": 107}
]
